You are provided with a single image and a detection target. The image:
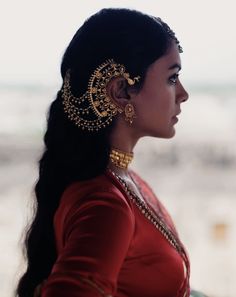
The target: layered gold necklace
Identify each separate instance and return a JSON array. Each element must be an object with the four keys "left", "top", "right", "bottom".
[{"left": 109, "top": 147, "right": 133, "bottom": 169}]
